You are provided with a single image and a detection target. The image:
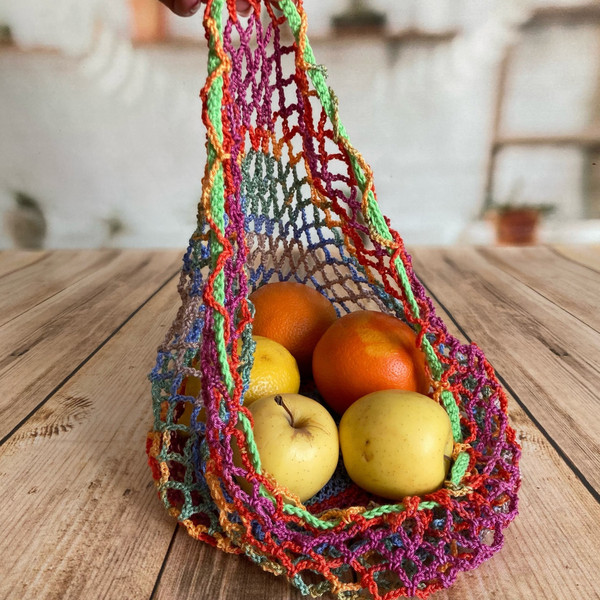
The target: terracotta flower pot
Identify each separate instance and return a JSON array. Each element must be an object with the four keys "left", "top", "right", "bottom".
[
  {"left": 494, "top": 209, "right": 540, "bottom": 246},
  {"left": 130, "top": 0, "right": 167, "bottom": 43}
]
